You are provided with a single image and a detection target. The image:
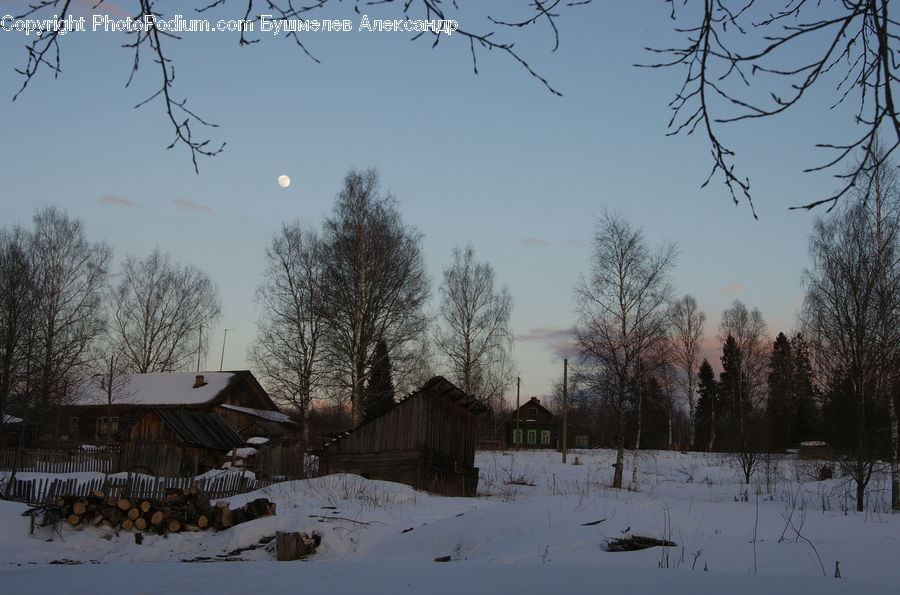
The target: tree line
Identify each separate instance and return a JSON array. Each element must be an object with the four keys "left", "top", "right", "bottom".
[
  {"left": 563, "top": 150, "right": 900, "bottom": 511},
  {"left": 250, "top": 169, "right": 514, "bottom": 445},
  {"left": 0, "top": 169, "right": 515, "bottom": 451}
]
